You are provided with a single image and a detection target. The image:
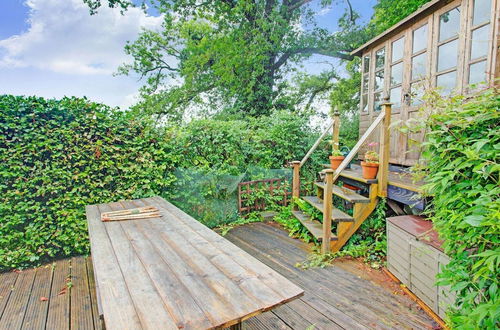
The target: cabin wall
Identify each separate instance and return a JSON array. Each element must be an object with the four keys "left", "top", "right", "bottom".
[{"left": 359, "top": 0, "right": 499, "bottom": 166}]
